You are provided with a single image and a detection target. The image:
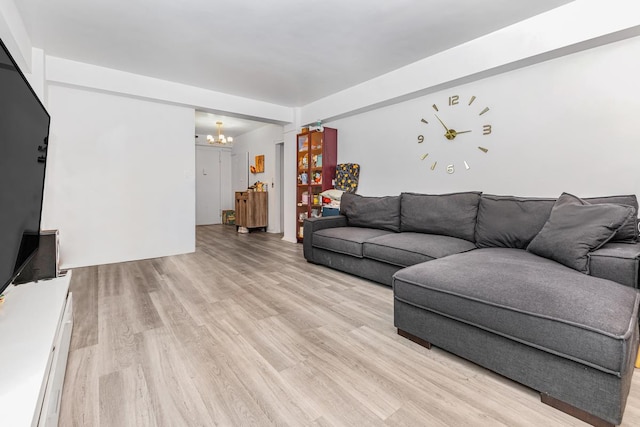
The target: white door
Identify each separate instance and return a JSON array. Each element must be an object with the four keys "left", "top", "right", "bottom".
[
  {"left": 231, "top": 152, "right": 249, "bottom": 192},
  {"left": 220, "top": 150, "right": 233, "bottom": 210},
  {"left": 196, "top": 146, "right": 221, "bottom": 225}
]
